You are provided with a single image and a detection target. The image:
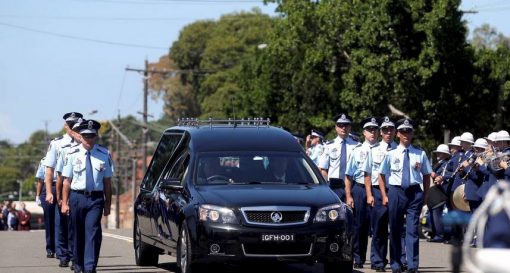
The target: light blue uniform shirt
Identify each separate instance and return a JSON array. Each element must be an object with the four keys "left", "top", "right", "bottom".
[
  {"left": 378, "top": 144, "right": 432, "bottom": 186},
  {"left": 307, "top": 143, "right": 324, "bottom": 166},
  {"left": 62, "top": 144, "right": 114, "bottom": 191},
  {"left": 56, "top": 142, "right": 81, "bottom": 173},
  {"left": 43, "top": 134, "right": 74, "bottom": 180},
  {"left": 346, "top": 142, "right": 374, "bottom": 184},
  {"left": 35, "top": 157, "right": 46, "bottom": 180},
  {"left": 362, "top": 140, "right": 398, "bottom": 185},
  {"left": 319, "top": 136, "right": 360, "bottom": 180}
]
